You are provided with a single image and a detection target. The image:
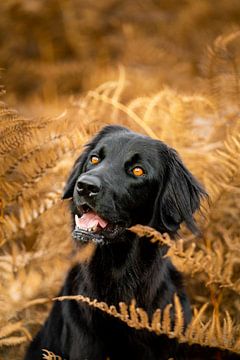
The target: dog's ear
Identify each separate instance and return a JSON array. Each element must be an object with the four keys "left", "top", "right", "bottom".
[
  {"left": 62, "top": 150, "right": 89, "bottom": 199},
  {"left": 62, "top": 125, "right": 130, "bottom": 199},
  {"left": 156, "top": 148, "right": 207, "bottom": 234}
]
